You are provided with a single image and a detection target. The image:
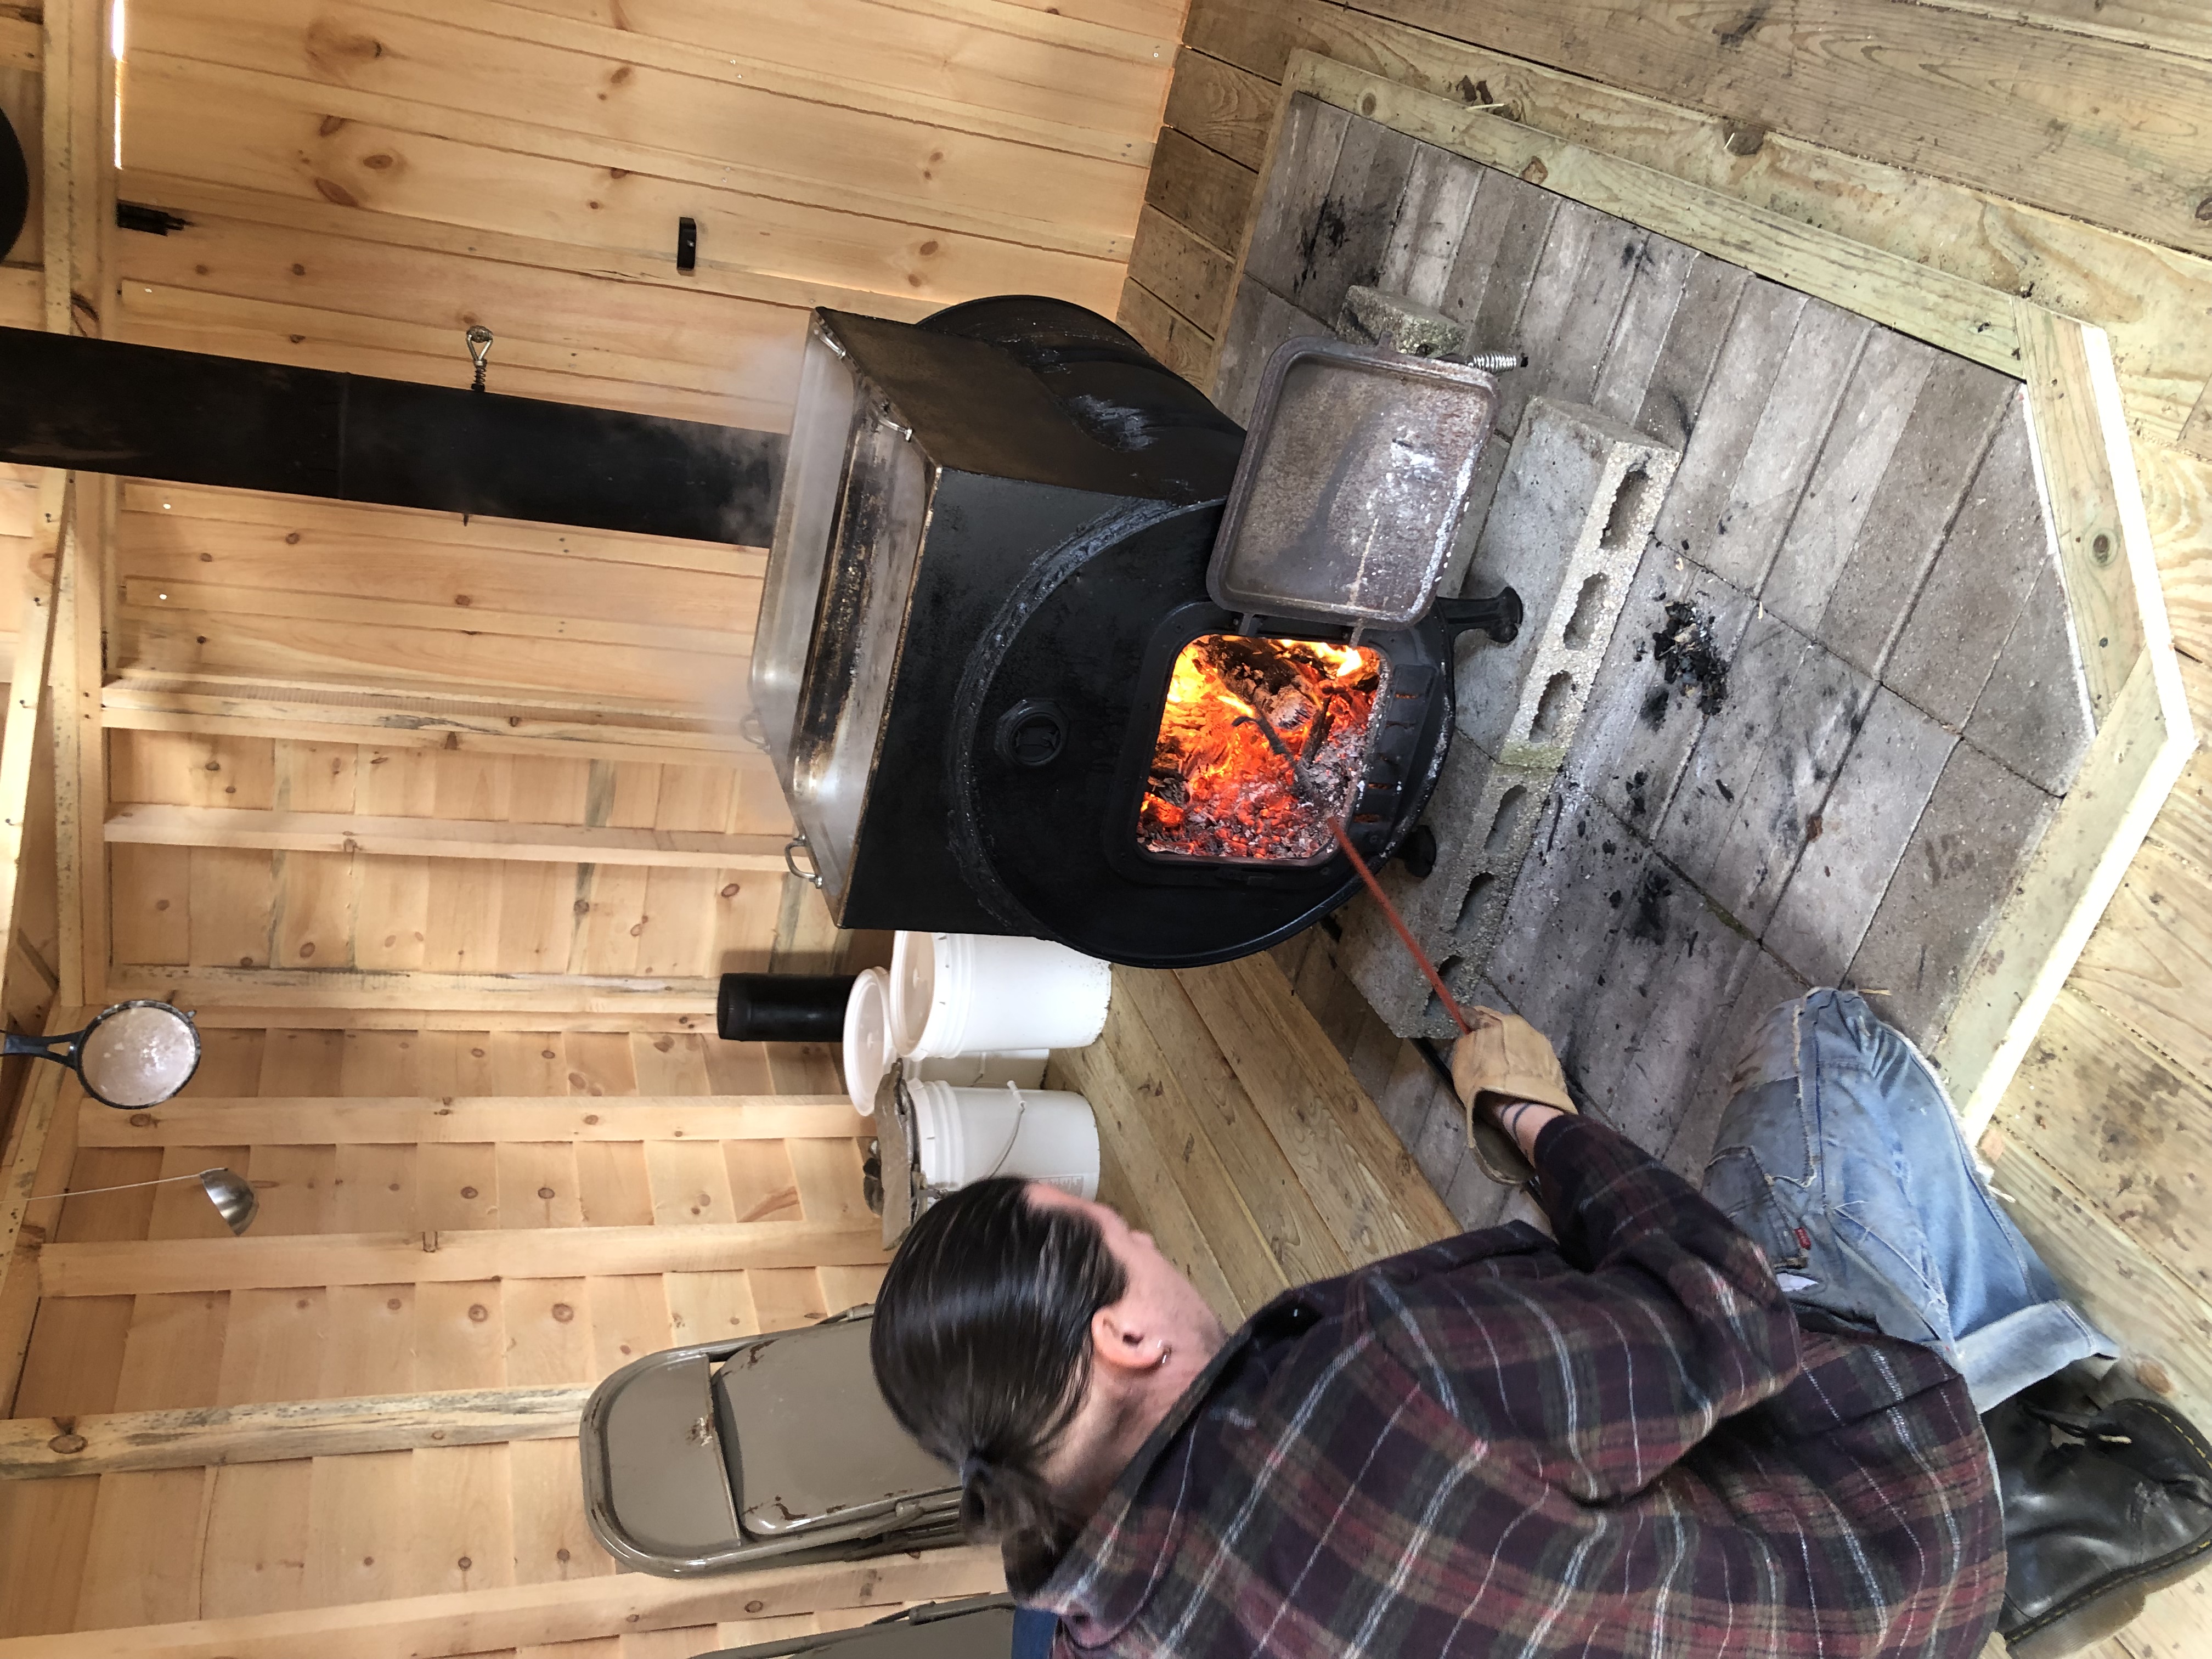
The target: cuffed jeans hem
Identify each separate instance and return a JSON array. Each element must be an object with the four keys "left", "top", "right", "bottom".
[{"left": 1957, "top": 1300, "right": 2115, "bottom": 1414}]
